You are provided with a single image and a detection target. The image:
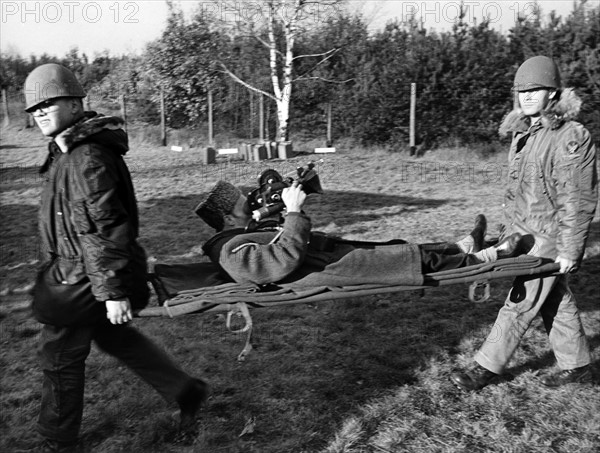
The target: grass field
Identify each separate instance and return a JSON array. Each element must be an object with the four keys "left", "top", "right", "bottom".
[{"left": 1, "top": 124, "right": 599, "bottom": 453}]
